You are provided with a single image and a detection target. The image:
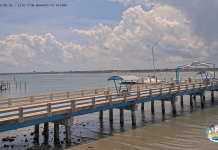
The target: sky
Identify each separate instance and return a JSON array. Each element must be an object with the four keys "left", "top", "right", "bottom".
[{"left": 0, "top": 0, "right": 218, "bottom": 73}]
